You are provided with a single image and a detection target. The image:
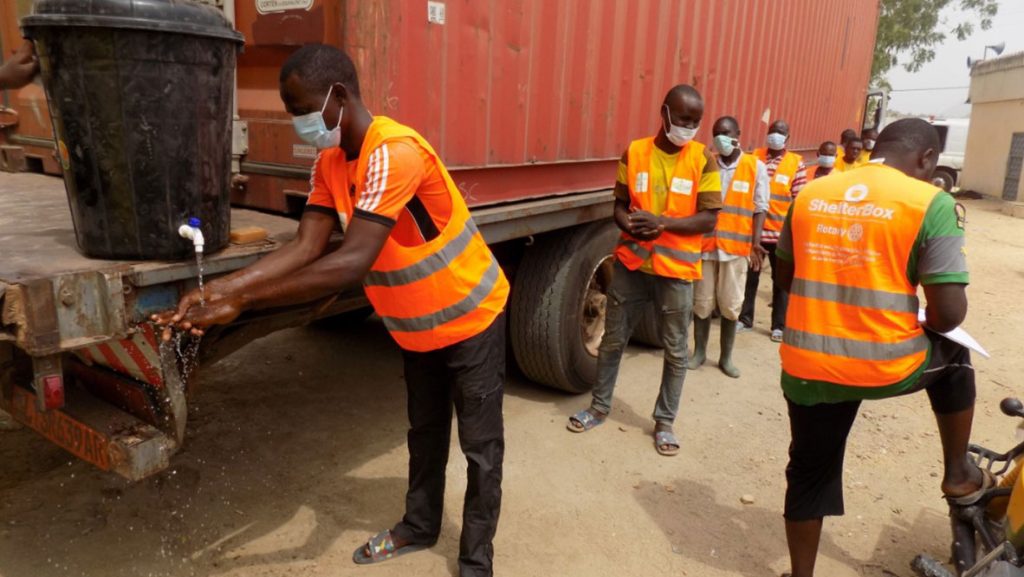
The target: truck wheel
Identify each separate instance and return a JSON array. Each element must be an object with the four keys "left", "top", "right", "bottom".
[
  {"left": 511, "top": 221, "right": 618, "bottom": 393},
  {"left": 931, "top": 168, "right": 956, "bottom": 192}
]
